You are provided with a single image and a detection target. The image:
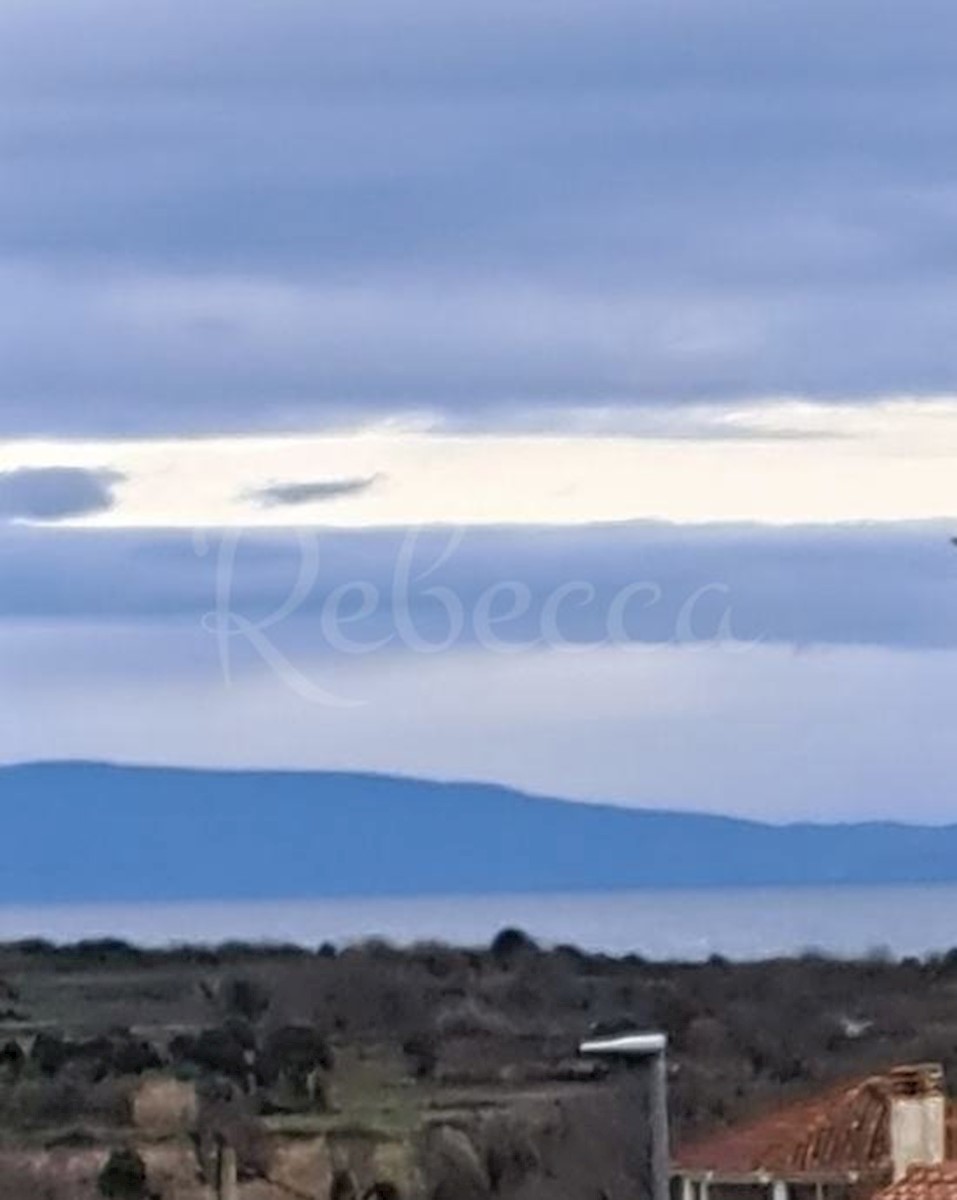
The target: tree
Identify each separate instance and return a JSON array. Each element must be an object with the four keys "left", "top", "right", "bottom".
[{"left": 489, "top": 928, "right": 538, "bottom": 966}]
